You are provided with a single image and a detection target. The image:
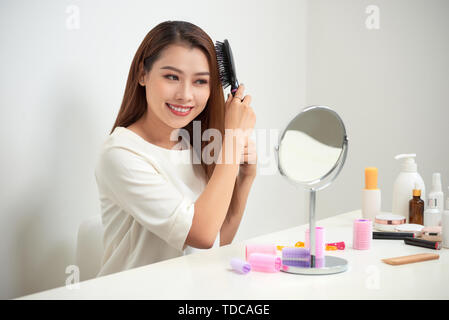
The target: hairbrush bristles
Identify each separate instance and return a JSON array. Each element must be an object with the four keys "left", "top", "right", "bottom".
[{"left": 215, "top": 39, "right": 239, "bottom": 93}]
